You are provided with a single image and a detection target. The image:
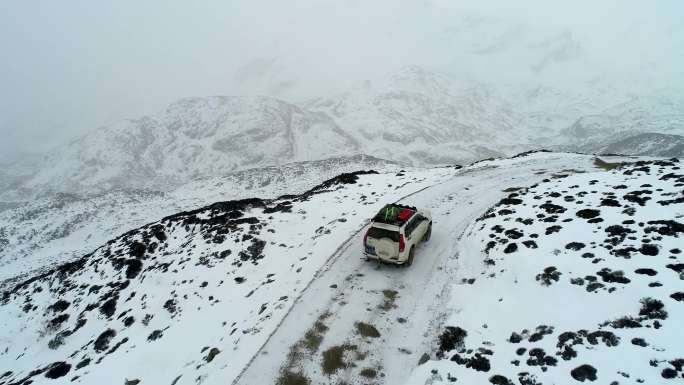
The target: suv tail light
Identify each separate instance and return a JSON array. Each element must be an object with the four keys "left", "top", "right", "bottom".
[{"left": 399, "top": 234, "right": 405, "bottom": 252}]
